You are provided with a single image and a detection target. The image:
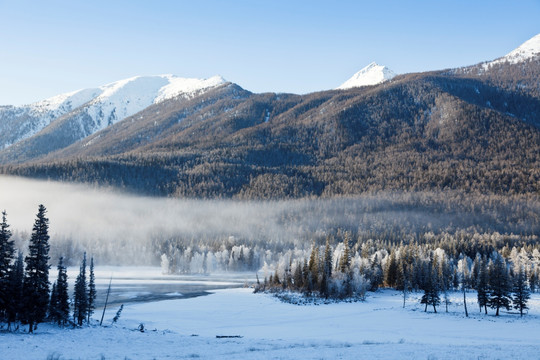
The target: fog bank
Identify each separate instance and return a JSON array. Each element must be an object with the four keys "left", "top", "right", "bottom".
[{"left": 1, "top": 175, "right": 538, "bottom": 266}]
